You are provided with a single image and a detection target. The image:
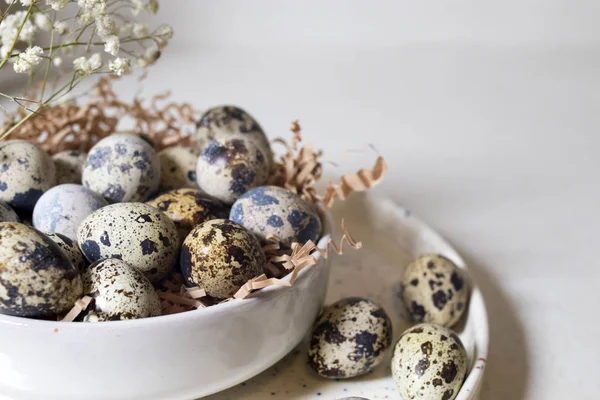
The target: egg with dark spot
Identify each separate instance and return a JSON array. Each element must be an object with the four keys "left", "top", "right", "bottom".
[
  {"left": 230, "top": 185, "right": 322, "bottom": 244},
  {"left": 0, "top": 222, "right": 82, "bottom": 317},
  {"left": 45, "top": 232, "right": 87, "bottom": 272},
  {"left": 158, "top": 146, "right": 199, "bottom": 191},
  {"left": 194, "top": 105, "right": 273, "bottom": 169},
  {"left": 0, "top": 140, "right": 56, "bottom": 212},
  {"left": 308, "top": 297, "right": 392, "bottom": 379},
  {"left": 32, "top": 184, "right": 109, "bottom": 242},
  {"left": 0, "top": 201, "right": 19, "bottom": 222},
  {"left": 81, "top": 258, "right": 161, "bottom": 322},
  {"left": 53, "top": 150, "right": 87, "bottom": 184},
  {"left": 180, "top": 219, "right": 265, "bottom": 299},
  {"left": 196, "top": 138, "right": 269, "bottom": 204},
  {"left": 147, "top": 188, "right": 228, "bottom": 244},
  {"left": 82, "top": 133, "right": 161, "bottom": 202},
  {"left": 401, "top": 254, "right": 469, "bottom": 327},
  {"left": 77, "top": 202, "right": 179, "bottom": 282},
  {"left": 391, "top": 323, "right": 468, "bottom": 400}
]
